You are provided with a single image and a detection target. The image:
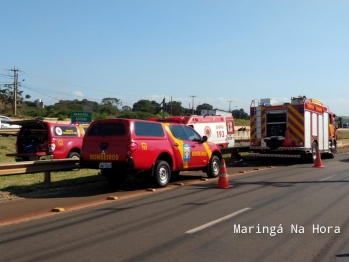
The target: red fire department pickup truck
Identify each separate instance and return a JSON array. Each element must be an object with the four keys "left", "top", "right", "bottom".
[
  {"left": 6, "top": 120, "right": 83, "bottom": 161},
  {"left": 80, "top": 118, "right": 222, "bottom": 187}
]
